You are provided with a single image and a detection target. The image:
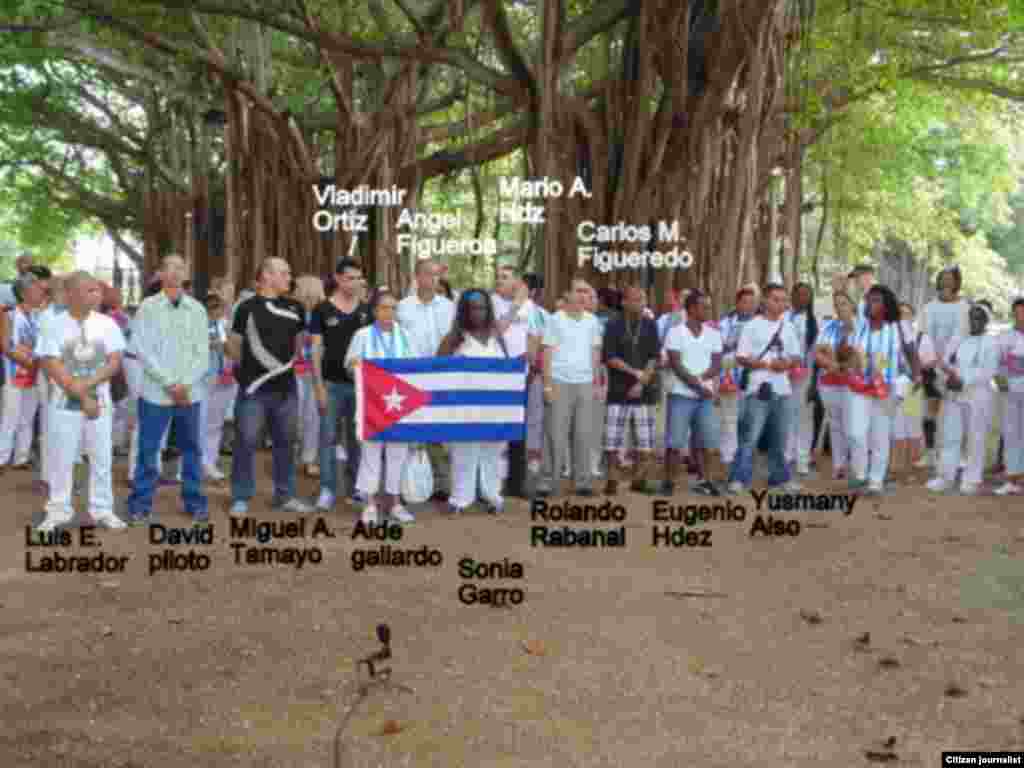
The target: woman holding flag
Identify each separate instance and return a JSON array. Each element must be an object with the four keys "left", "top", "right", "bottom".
[
  {"left": 346, "top": 287, "right": 416, "bottom": 525},
  {"left": 845, "top": 285, "right": 918, "bottom": 494},
  {"left": 438, "top": 289, "right": 509, "bottom": 515},
  {"left": 814, "top": 291, "right": 856, "bottom": 480}
]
